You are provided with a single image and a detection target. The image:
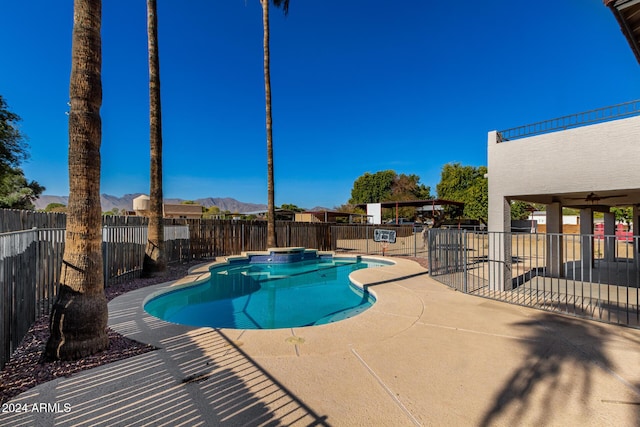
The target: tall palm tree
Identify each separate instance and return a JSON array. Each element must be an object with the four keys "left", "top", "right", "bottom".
[
  {"left": 46, "top": 0, "right": 108, "bottom": 360},
  {"left": 261, "top": 0, "right": 289, "bottom": 248},
  {"left": 142, "top": 0, "right": 166, "bottom": 276}
]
